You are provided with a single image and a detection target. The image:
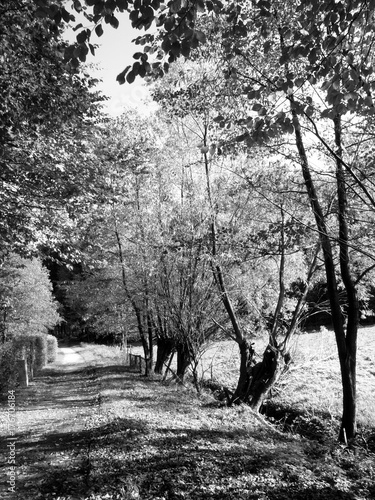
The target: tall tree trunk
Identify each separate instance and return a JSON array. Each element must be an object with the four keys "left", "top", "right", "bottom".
[
  {"left": 333, "top": 114, "right": 358, "bottom": 441},
  {"left": 291, "top": 102, "right": 358, "bottom": 440},
  {"left": 145, "top": 312, "right": 154, "bottom": 376}
]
